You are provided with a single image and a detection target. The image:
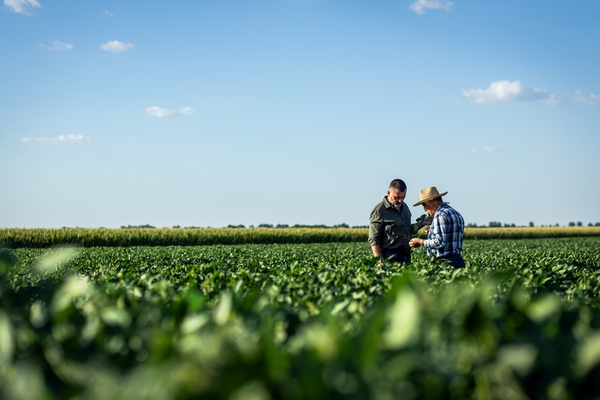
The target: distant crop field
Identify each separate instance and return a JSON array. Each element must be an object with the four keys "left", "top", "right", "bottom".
[{"left": 1, "top": 226, "right": 600, "bottom": 247}]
